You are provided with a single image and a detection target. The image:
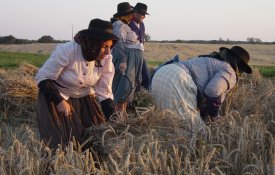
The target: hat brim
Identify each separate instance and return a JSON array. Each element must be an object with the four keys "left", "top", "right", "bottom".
[
  {"left": 219, "top": 47, "right": 252, "bottom": 74},
  {"left": 113, "top": 9, "right": 135, "bottom": 18},
  {"left": 238, "top": 60, "right": 252, "bottom": 74},
  {"left": 79, "top": 29, "right": 118, "bottom": 41},
  {"left": 134, "top": 9, "right": 150, "bottom": 15},
  {"left": 140, "top": 12, "right": 149, "bottom": 15}
]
